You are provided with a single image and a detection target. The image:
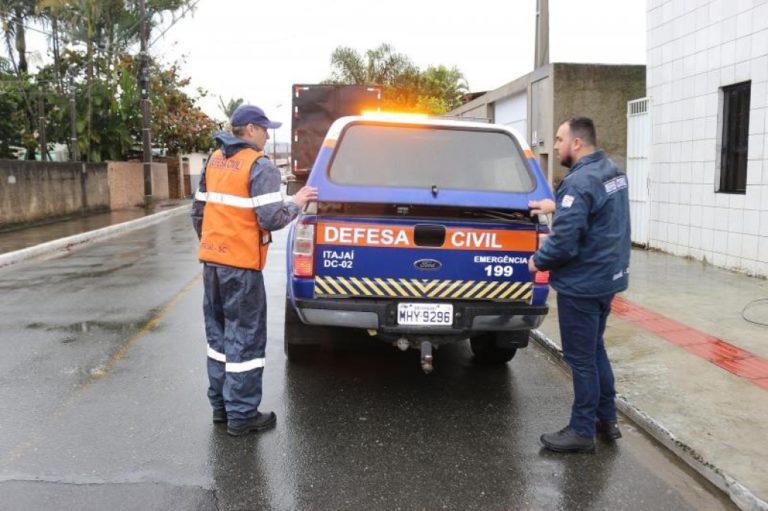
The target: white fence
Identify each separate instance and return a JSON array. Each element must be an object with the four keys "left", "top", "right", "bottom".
[{"left": 626, "top": 97, "right": 651, "bottom": 247}]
